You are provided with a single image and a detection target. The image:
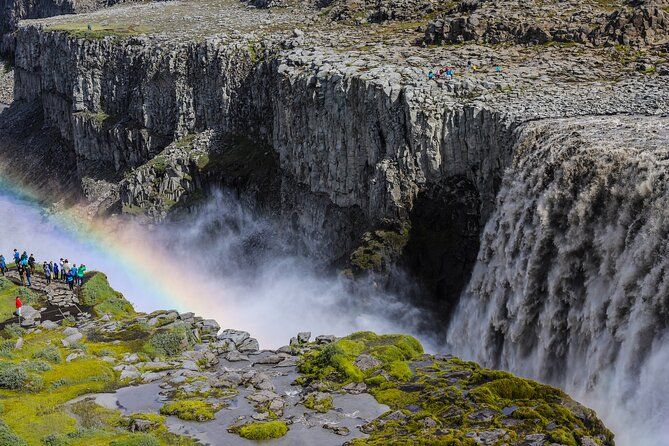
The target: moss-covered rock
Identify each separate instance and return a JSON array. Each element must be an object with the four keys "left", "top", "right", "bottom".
[
  {"left": 298, "top": 333, "right": 614, "bottom": 446},
  {"left": 231, "top": 420, "right": 288, "bottom": 440},
  {"left": 303, "top": 393, "right": 334, "bottom": 413},
  {"left": 159, "top": 400, "right": 218, "bottom": 421},
  {"left": 298, "top": 331, "right": 423, "bottom": 387},
  {"left": 80, "top": 272, "right": 135, "bottom": 319}
]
